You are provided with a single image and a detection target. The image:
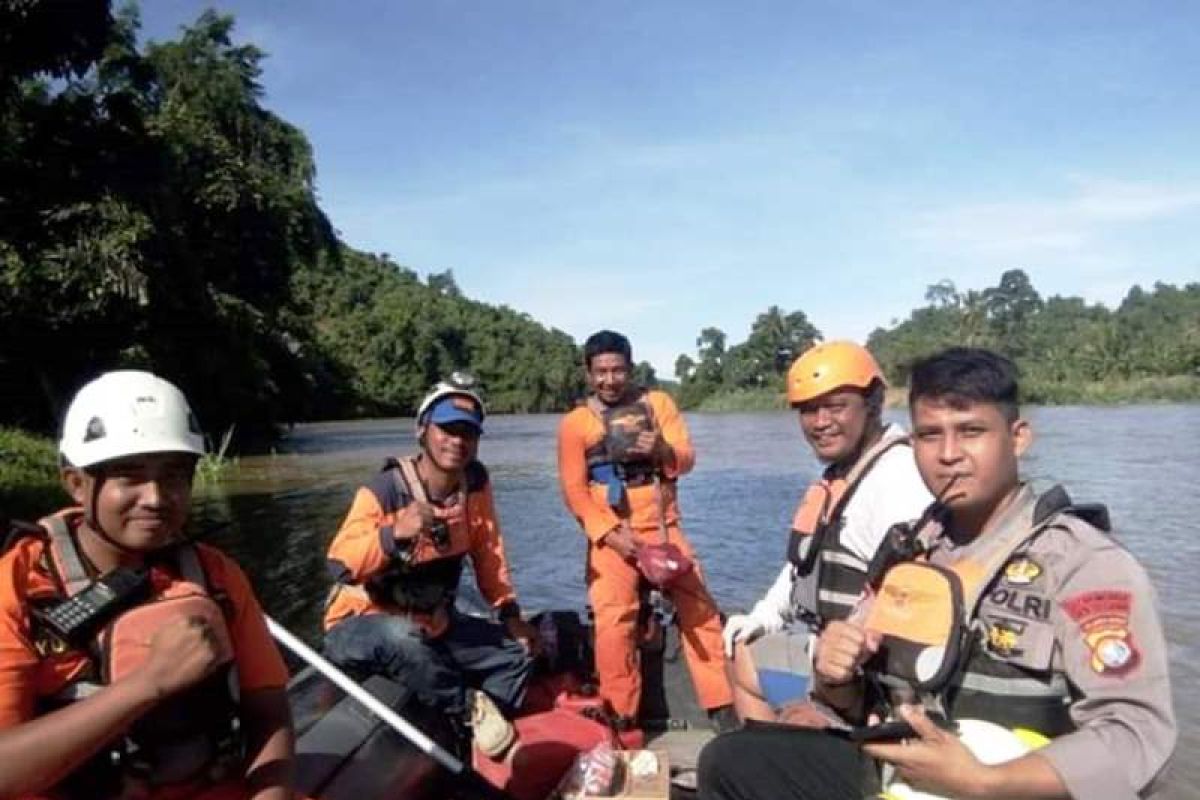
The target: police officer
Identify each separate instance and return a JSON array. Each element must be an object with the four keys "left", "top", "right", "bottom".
[{"left": 698, "top": 348, "right": 1176, "bottom": 800}]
